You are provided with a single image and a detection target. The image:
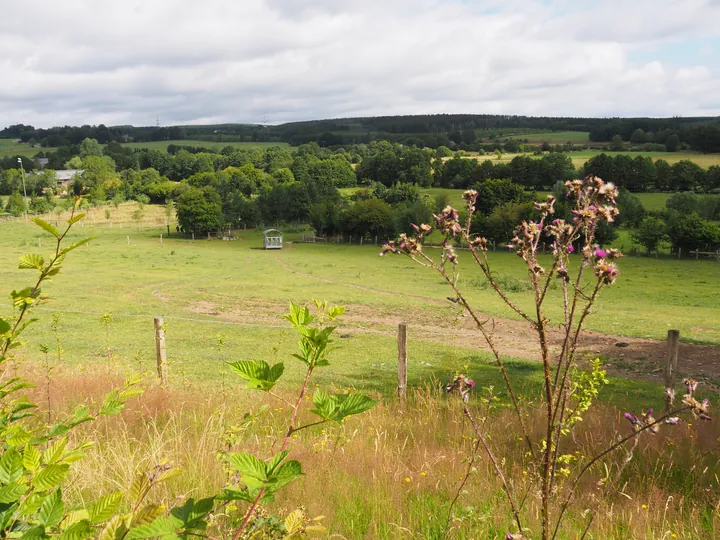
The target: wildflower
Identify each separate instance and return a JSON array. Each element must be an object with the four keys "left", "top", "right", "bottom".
[
  {"left": 469, "top": 236, "right": 488, "bottom": 251},
  {"left": 594, "top": 259, "right": 619, "bottom": 284},
  {"left": 462, "top": 189, "right": 478, "bottom": 209},
  {"left": 665, "top": 417, "right": 680, "bottom": 425},
  {"left": 445, "top": 375, "right": 474, "bottom": 402},
  {"left": 379, "top": 241, "right": 398, "bottom": 256},
  {"left": 682, "top": 393, "right": 712, "bottom": 421},
  {"left": 420, "top": 471, "right": 427, "bottom": 477},
  {"left": 594, "top": 248, "right": 608, "bottom": 259},
  {"left": 641, "top": 504, "right": 648, "bottom": 509},
  {"left": 404, "top": 477, "right": 411, "bottom": 483},
  {"left": 567, "top": 245, "right": 575, "bottom": 253},
  {"left": 433, "top": 206, "right": 462, "bottom": 237},
  {"left": 684, "top": 378, "right": 698, "bottom": 395}
]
